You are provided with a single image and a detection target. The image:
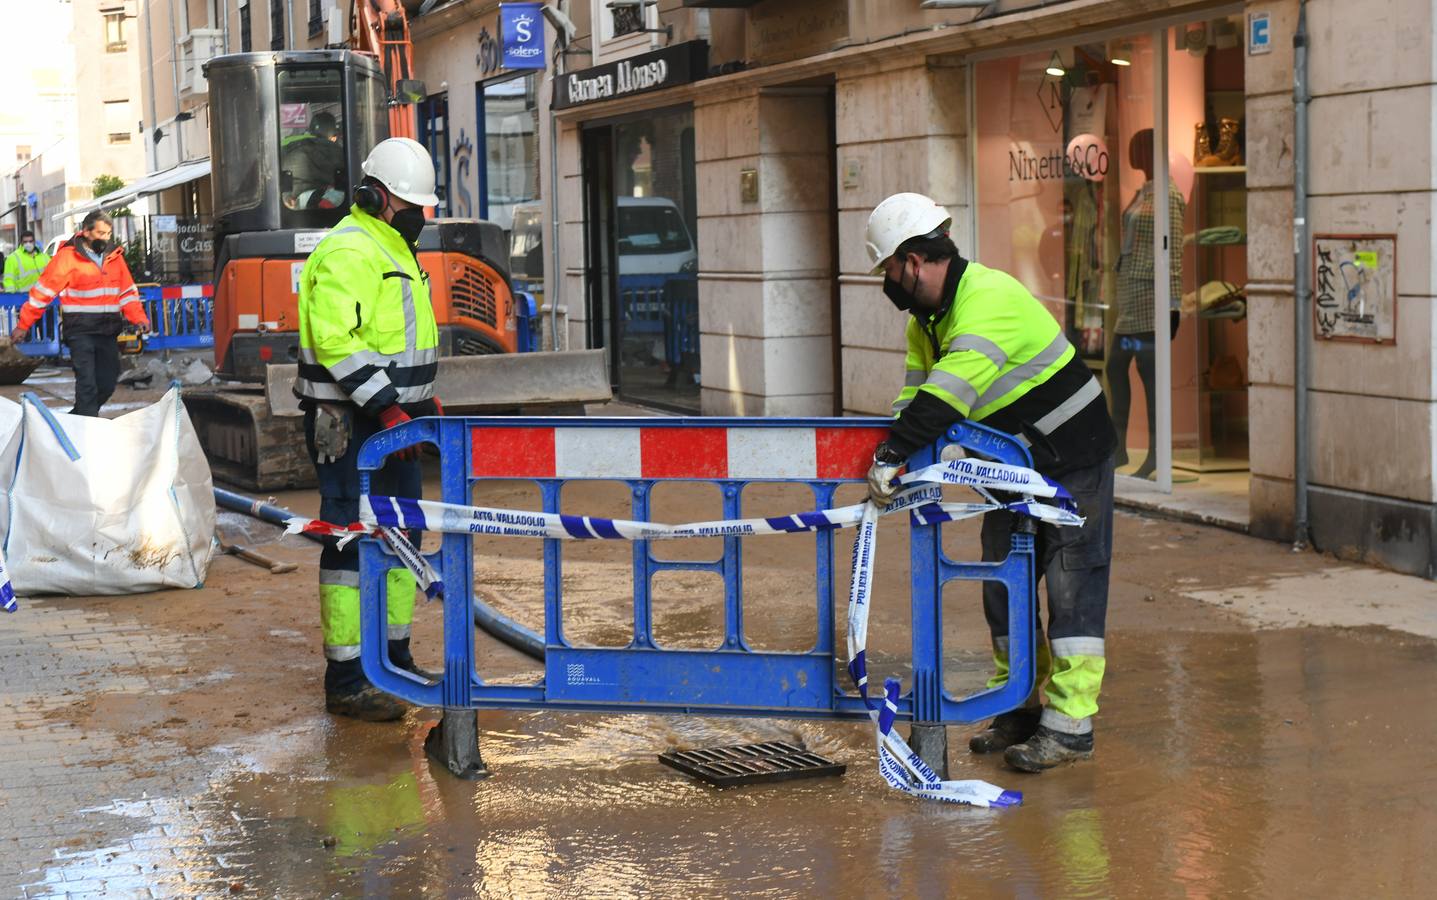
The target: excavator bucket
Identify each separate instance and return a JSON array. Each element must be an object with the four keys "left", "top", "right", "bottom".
[
  {"left": 265, "top": 349, "right": 612, "bottom": 417},
  {"left": 182, "top": 350, "right": 612, "bottom": 492}
]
